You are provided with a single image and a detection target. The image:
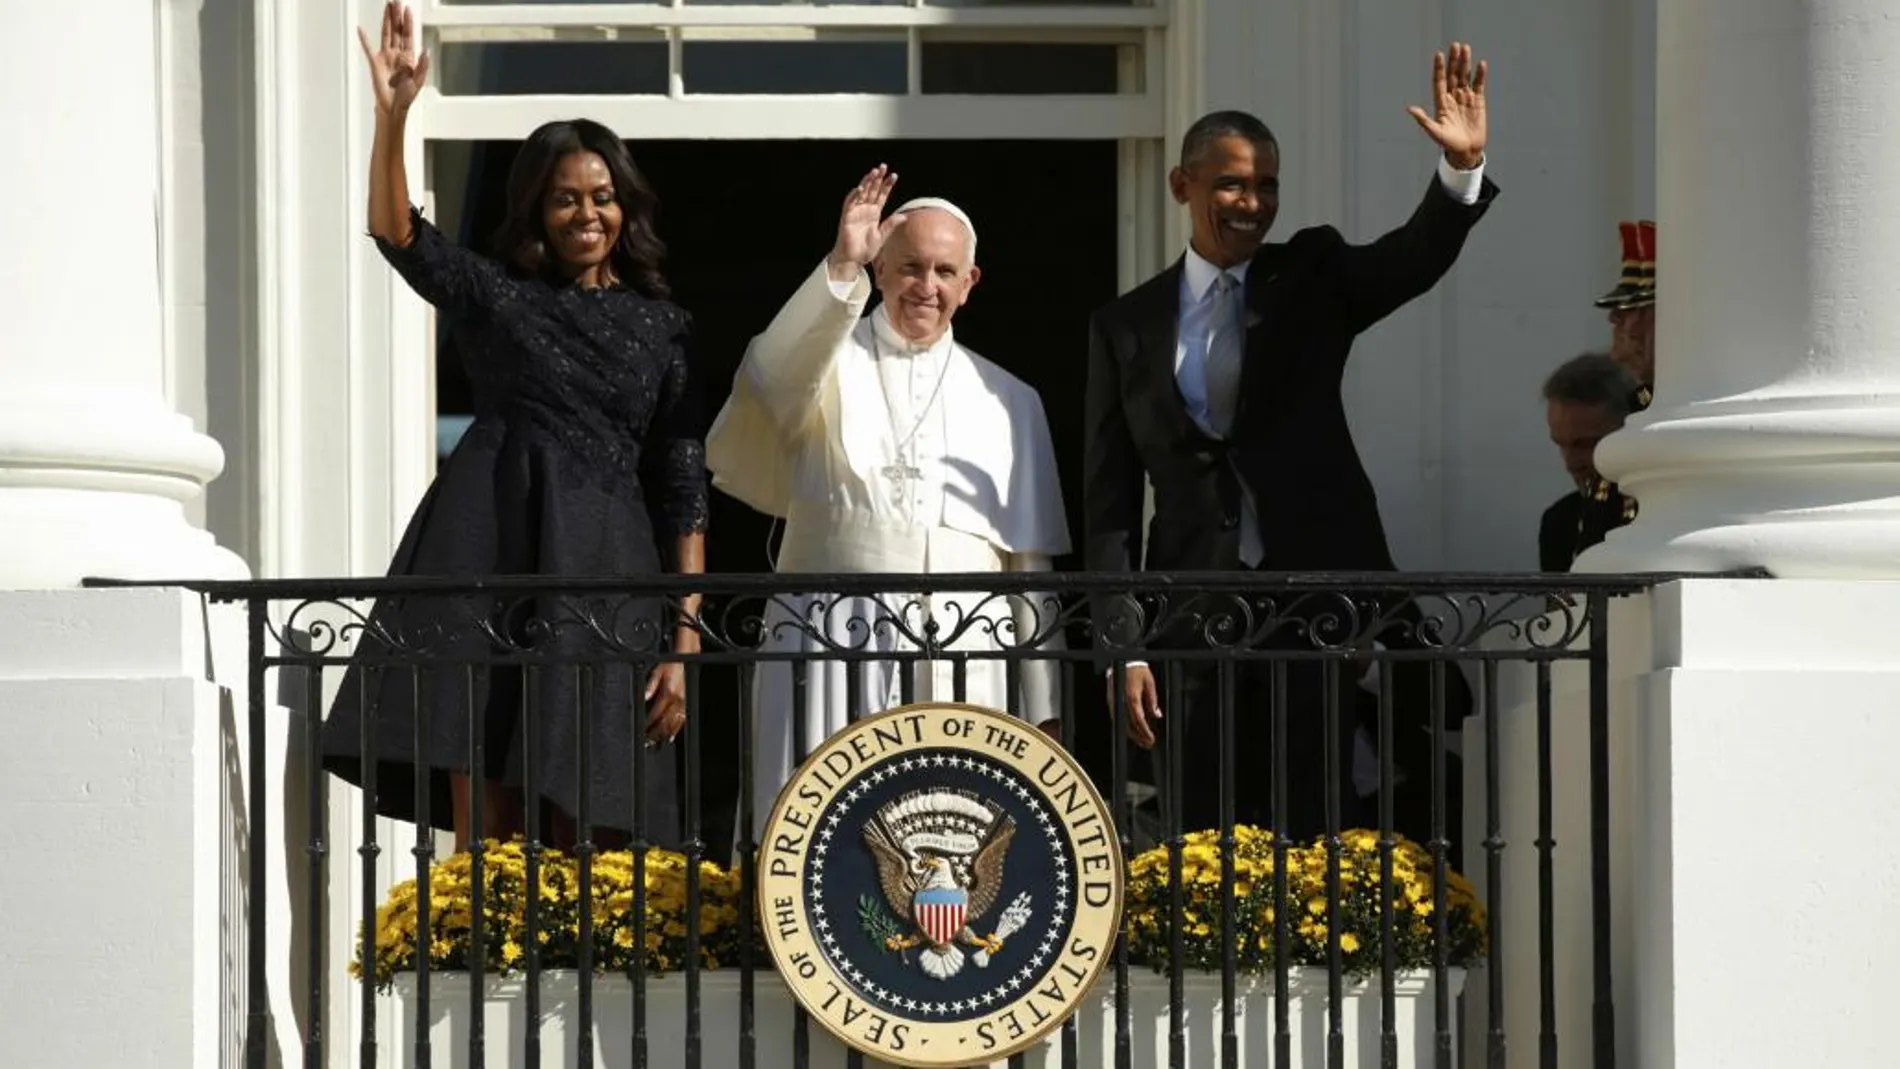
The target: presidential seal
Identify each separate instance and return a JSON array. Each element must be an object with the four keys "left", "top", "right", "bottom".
[{"left": 759, "top": 703, "right": 1122, "bottom": 1067}]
